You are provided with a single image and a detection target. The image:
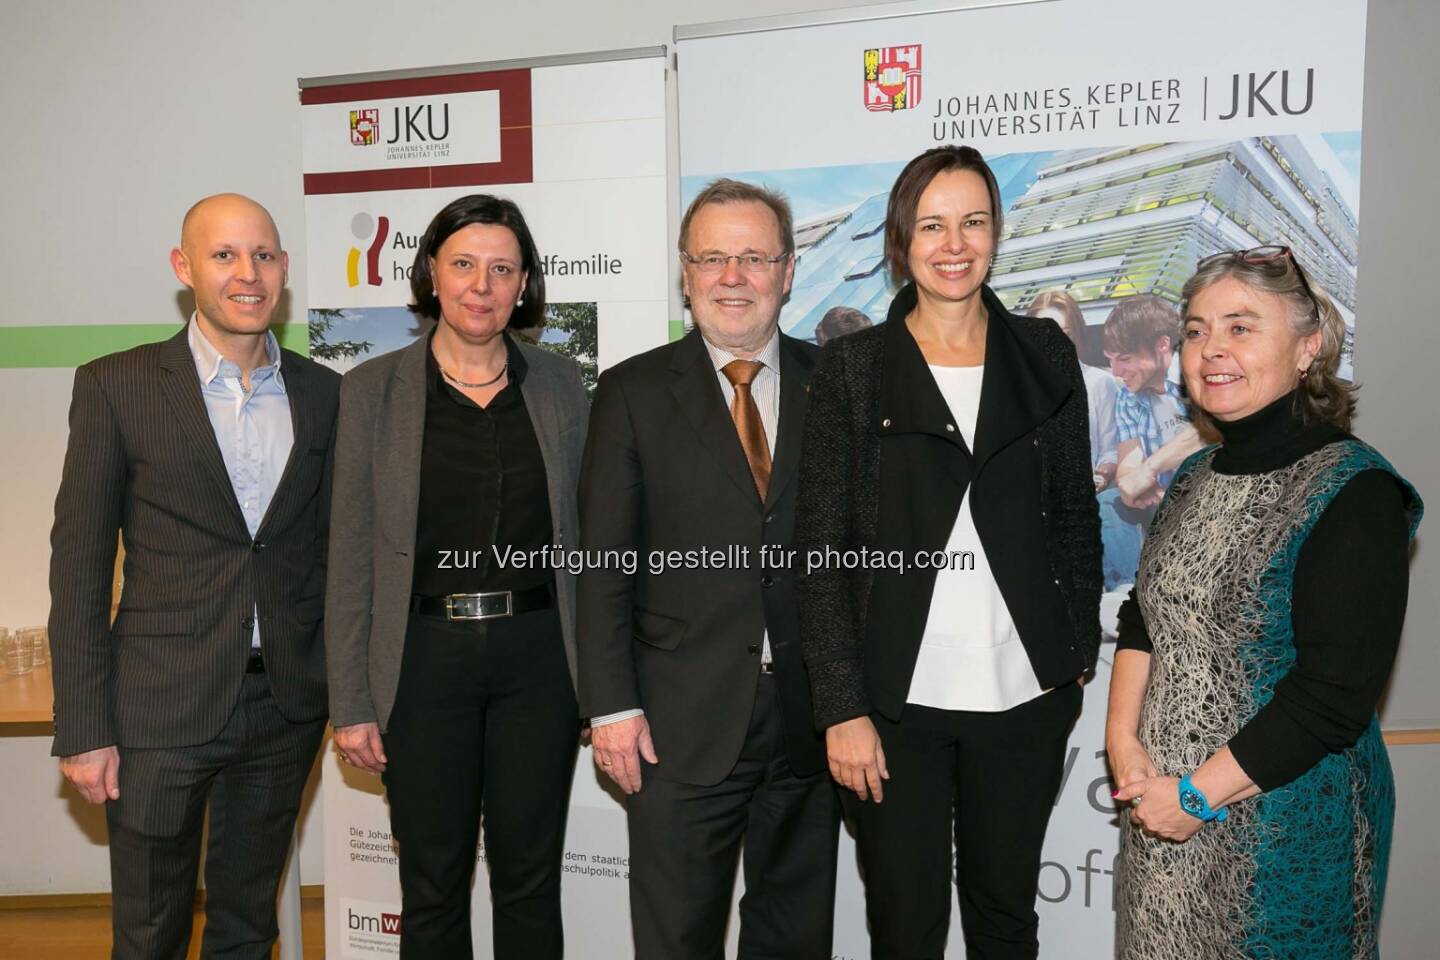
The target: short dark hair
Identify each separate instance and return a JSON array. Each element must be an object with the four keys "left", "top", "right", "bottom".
[
  {"left": 409, "top": 194, "right": 545, "bottom": 329},
  {"left": 1102, "top": 295, "right": 1180, "bottom": 356},
  {"left": 679, "top": 178, "right": 795, "bottom": 258},
  {"left": 884, "top": 145, "right": 1004, "bottom": 282},
  {"left": 815, "top": 305, "right": 873, "bottom": 346}
]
